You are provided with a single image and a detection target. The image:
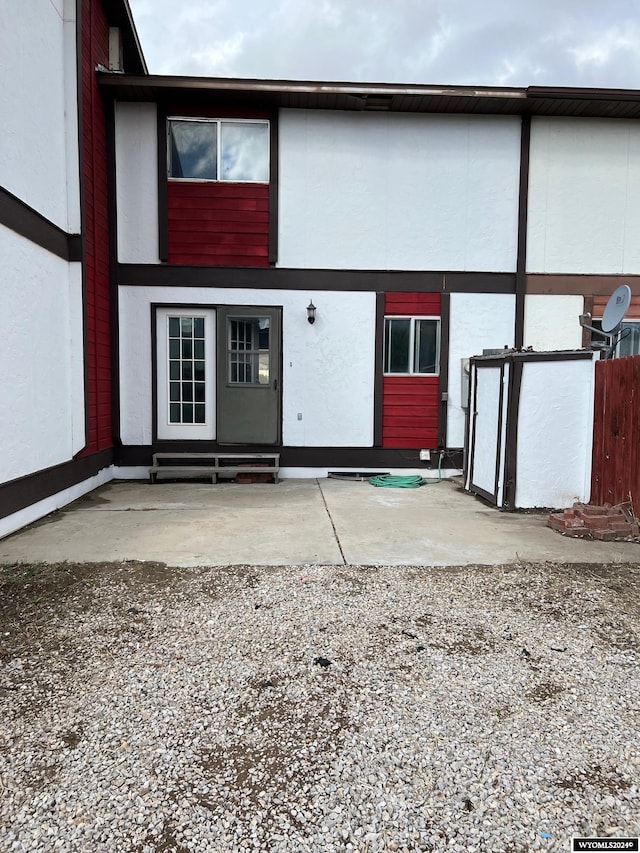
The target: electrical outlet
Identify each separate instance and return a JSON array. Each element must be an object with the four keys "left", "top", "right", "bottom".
[
  {"left": 419, "top": 449, "right": 430, "bottom": 462},
  {"left": 297, "top": 412, "right": 303, "bottom": 420}
]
